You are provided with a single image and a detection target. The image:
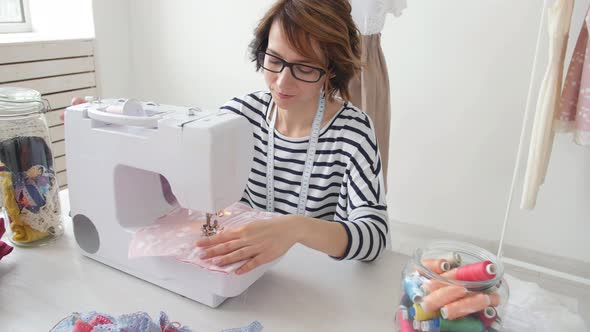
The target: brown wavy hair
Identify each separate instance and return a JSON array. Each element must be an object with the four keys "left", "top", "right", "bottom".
[{"left": 249, "top": 0, "right": 361, "bottom": 101}]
